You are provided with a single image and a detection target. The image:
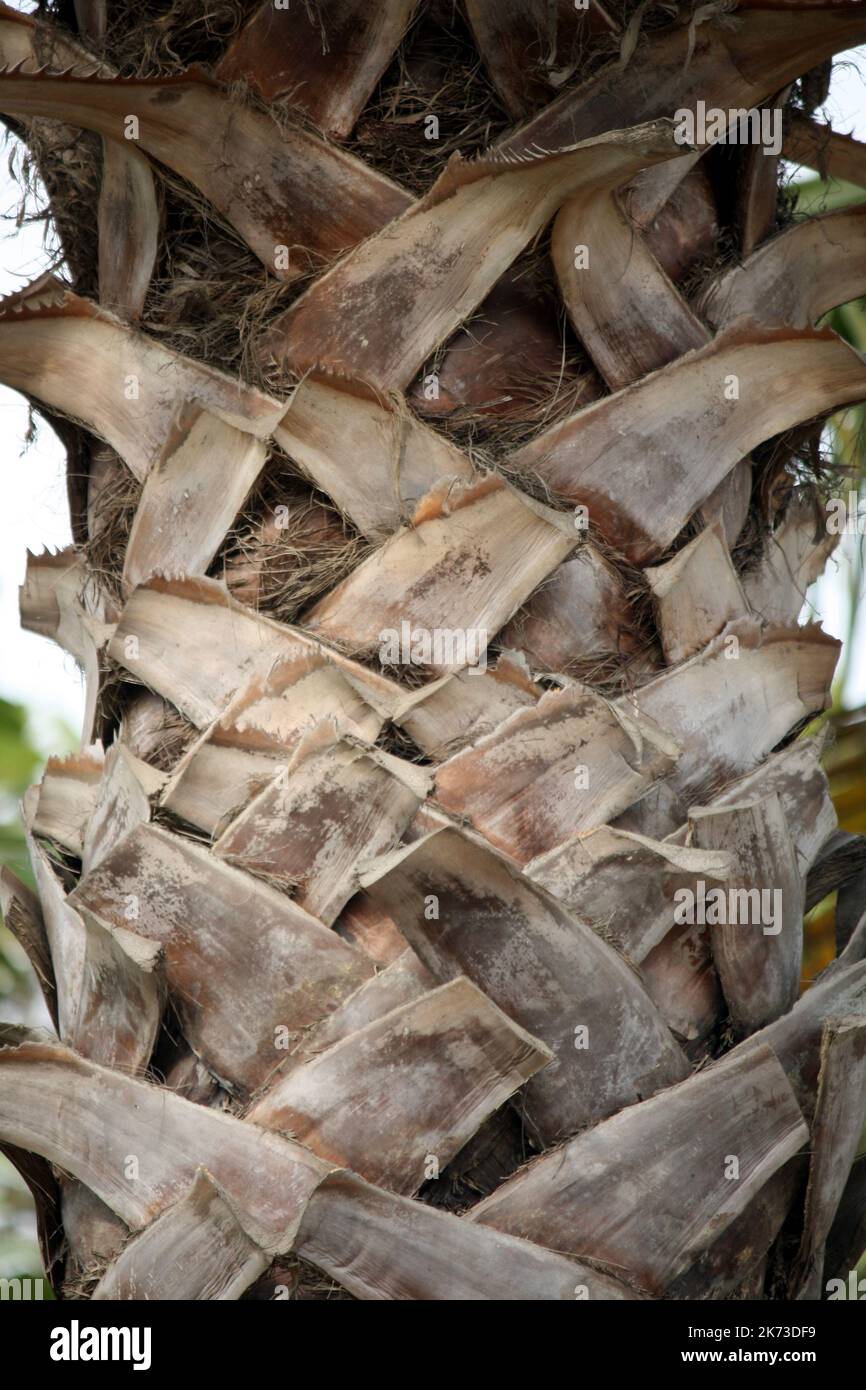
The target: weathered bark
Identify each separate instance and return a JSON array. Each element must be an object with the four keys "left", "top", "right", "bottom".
[{"left": 1, "top": 0, "right": 865, "bottom": 1303}]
